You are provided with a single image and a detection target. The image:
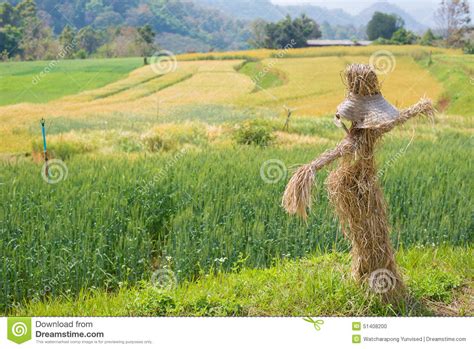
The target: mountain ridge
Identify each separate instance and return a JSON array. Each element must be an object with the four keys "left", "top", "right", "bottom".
[{"left": 193, "top": 0, "right": 428, "bottom": 33}]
